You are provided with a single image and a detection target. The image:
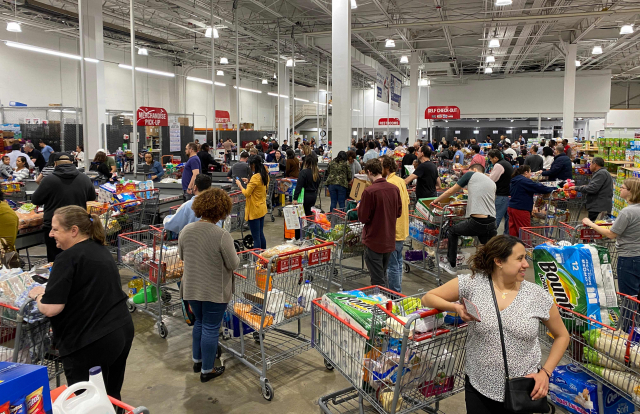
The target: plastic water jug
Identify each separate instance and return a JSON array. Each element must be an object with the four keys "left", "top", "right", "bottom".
[
  {"left": 298, "top": 281, "right": 317, "bottom": 312},
  {"left": 52, "top": 367, "right": 116, "bottom": 414}
]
